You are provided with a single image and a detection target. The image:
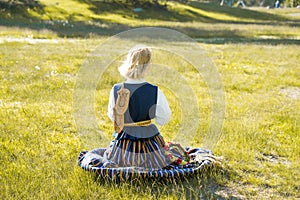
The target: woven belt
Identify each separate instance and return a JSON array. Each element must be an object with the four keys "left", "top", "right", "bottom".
[{"left": 124, "top": 120, "right": 152, "bottom": 127}]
